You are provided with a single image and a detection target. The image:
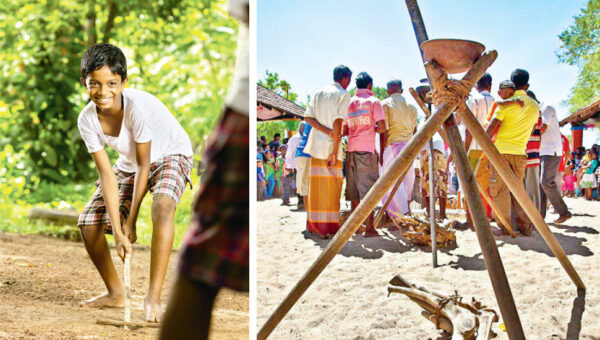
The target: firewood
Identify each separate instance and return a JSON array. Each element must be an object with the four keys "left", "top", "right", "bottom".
[{"left": 388, "top": 274, "right": 498, "bottom": 340}]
